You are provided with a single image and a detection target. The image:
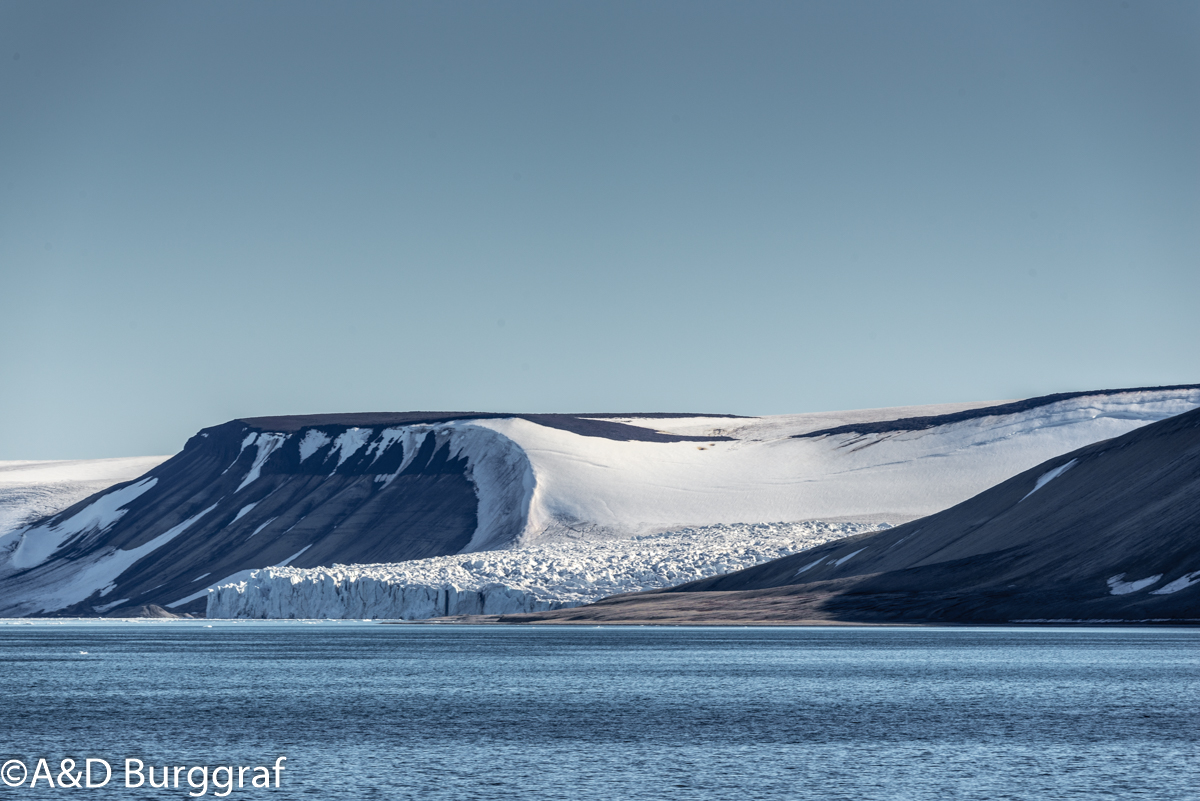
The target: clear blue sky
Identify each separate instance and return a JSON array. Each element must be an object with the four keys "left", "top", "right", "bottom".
[{"left": 2, "top": 0, "right": 1197, "bottom": 459}]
